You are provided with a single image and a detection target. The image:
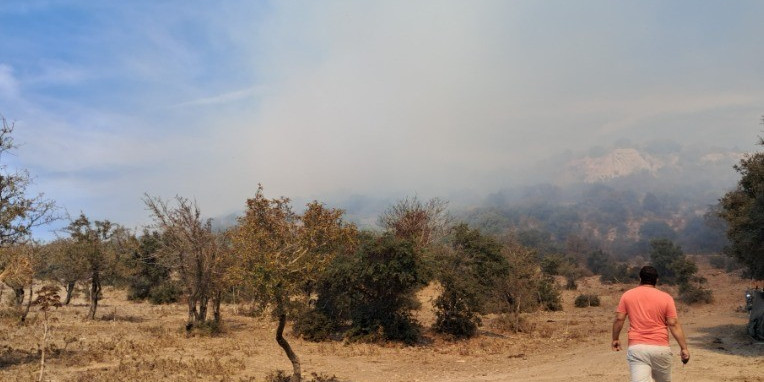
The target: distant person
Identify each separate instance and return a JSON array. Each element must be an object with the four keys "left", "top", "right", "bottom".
[{"left": 611, "top": 265, "right": 690, "bottom": 382}]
